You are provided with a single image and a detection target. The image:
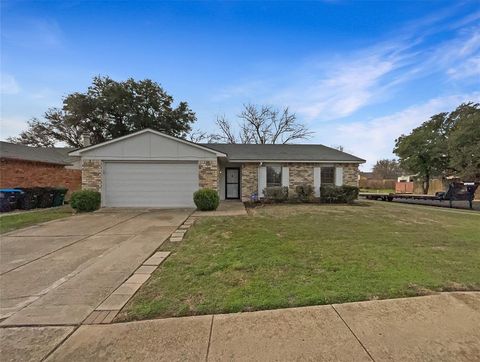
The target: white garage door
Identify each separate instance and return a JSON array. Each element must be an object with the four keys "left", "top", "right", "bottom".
[{"left": 104, "top": 162, "right": 198, "bottom": 207}]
